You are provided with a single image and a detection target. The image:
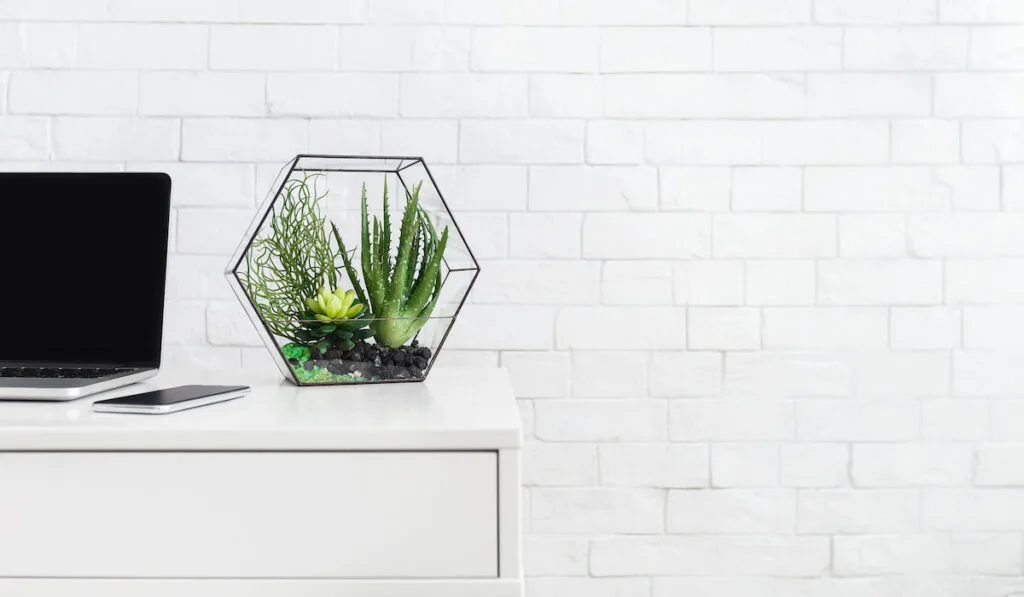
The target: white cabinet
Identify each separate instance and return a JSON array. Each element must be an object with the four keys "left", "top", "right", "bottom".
[{"left": 0, "top": 368, "right": 522, "bottom": 597}]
